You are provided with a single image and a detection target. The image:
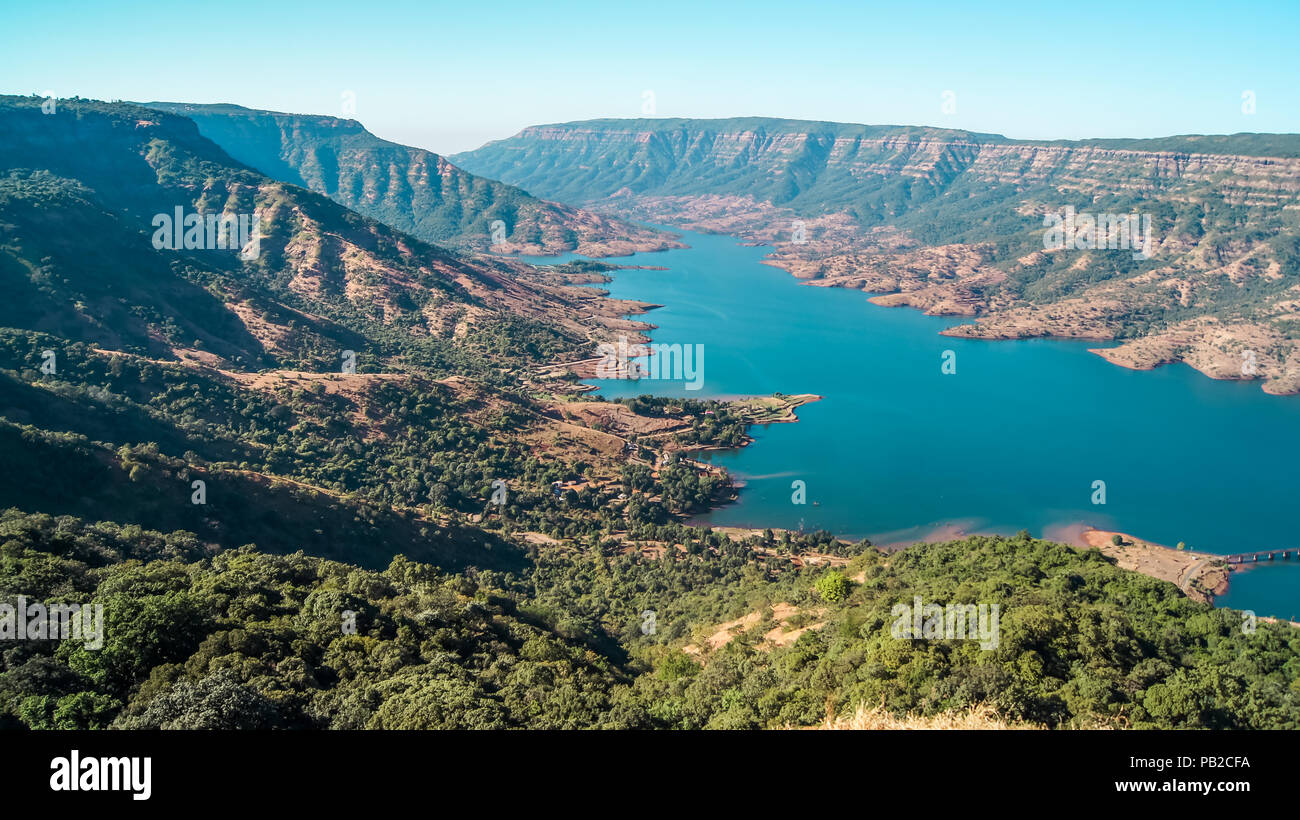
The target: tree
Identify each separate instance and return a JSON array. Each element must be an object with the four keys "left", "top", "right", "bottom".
[
  {"left": 115, "top": 670, "right": 281, "bottom": 729},
  {"left": 815, "top": 570, "right": 850, "bottom": 603}
]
